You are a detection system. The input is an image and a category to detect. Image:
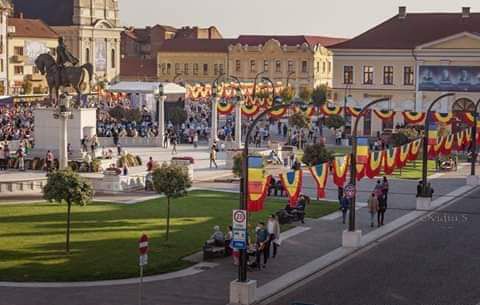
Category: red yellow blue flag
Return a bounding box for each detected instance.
[309,163,329,199]
[247,156,271,212]
[280,170,303,207]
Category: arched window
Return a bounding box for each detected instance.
[111,49,116,69]
[85,48,90,63]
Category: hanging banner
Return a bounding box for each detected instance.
[280,170,303,207]
[429,136,444,159]
[441,134,455,156]
[408,139,422,161]
[241,103,260,117]
[247,156,270,212]
[217,101,235,115]
[384,147,397,175]
[320,104,342,116]
[465,128,472,147]
[346,107,362,118]
[332,155,350,187]
[294,105,316,117]
[455,131,466,151]
[95,38,107,72]
[269,107,287,119]
[309,163,329,199]
[356,137,369,164]
[374,110,395,121]
[403,112,426,125]
[428,124,438,145]
[396,143,410,168]
[366,150,384,179]
[463,113,475,126]
[418,65,480,92]
[356,163,366,181]
[433,112,453,125]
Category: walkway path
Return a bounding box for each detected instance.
[0,164,476,305]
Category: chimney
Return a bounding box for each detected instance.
[462,7,470,18]
[398,6,407,19]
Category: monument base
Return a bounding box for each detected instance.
[466,175,480,186]
[342,230,362,248]
[416,196,432,210]
[229,280,257,305]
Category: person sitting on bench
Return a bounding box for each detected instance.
[206,225,225,247]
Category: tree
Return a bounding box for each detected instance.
[279,87,295,103]
[324,114,346,130]
[311,85,328,107]
[288,112,311,130]
[302,143,334,166]
[168,107,188,128]
[299,87,312,102]
[43,169,93,254]
[152,163,192,241]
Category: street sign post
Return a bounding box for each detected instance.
[138,234,149,305]
[232,209,247,250]
[345,183,356,200]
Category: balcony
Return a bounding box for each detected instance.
[26,73,44,82]
[11,55,26,63]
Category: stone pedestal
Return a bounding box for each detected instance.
[32,108,96,160]
[416,196,432,210]
[466,175,480,186]
[229,280,257,305]
[157,96,166,148]
[342,230,362,248]
[234,103,242,149]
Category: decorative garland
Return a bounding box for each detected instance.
[217,101,235,115]
[366,150,384,179]
[280,170,303,207]
[433,112,453,125]
[241,103,260,117]
[403,112,426,124]
[346,107,362,118]
[320,104,342,116]
[374,110,395,121]
[309,163,329,199]
[384,147,397,175]
[408,139,422,161]
[269,107,287,119]
[332,155,350,187]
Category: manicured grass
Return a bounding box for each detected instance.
[389,160,437,180]
[0,191,337,282]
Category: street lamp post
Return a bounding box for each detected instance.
[469,98,480,182]
[154,84,165,147]
[348,97,390,232]
[420,93,455,196]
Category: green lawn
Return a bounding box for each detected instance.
[389,160,437,180]
[0,191,337,282]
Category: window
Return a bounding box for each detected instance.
[316,62,320,73]
[288,60,295,73]
[184,63,189,75]
[85,48,90,63]
[275,60,281,73]
[235,60,241,72]
[203,64,208,75]
[301,61,308,73]
[111,49,116,68]
[14,65,23,75]
[383,66,394,85]
[363,66,374,84]
[175,63,180,74]
[219,64,224,75]
[14,46,23,56]
[0,59,4,73]
[343,66,353,84]
[404,66,414,85]
[166,63,171,74]
[250,60,256,73]
[363,110,372,136]
[193,63,199,75]
[263,60,269,72]
[328,61,331,73]
[322,62,326,73]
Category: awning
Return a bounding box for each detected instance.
[106,81,186,95]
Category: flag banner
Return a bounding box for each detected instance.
[247,156,270,212]
[441,134,455,156]
[373,110,395,121]
[465,128,472,147]
[280,170,303,207]
[396,143,410,168]
[346,107,363,118]
[433,112,453,125]
[309,163,329,199]
[455,130,466,151]
[320,104,342,116]
[403,111,426,125]
[428,124,438,145]
[463,113,475,126]
[332,155,350,187]
[269,107,287,119]
[408,139,422,161]
[356,163,366,181]
[217,101,235,115]
[429,136,443,159]
[384,147,398,175]
[356,137,369,164]
[241,103,260,117]
[366,150,384,178]
[294,105,316,117]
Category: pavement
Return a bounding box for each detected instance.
[0,162,477,305]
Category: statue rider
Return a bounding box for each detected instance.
[56,37,79,85]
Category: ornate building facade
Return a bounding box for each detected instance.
[0,0,11,94]
[12,0,122,84]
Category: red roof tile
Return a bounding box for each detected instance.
[8,17,58,39]
[331,13,480,49]
[159,39,236,53]
[236,35,347,47]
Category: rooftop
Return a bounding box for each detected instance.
[8,17,59,39]
[159,39,236,53]
[236,35,347,47]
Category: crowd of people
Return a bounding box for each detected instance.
[0,104,34,143]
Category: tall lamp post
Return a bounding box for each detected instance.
[348,97,390,233]
[468,98,480,184]
[154,84,165,148]
[420,93,455,196]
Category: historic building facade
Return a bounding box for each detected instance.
[7,17,58,95]
[12,0,122,84]
[330,7,480,135]
[0,0,10,95]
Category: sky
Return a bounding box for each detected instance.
[119,0,480,39]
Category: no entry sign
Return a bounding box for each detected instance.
[345,184,356,199]
[139,234,149,255]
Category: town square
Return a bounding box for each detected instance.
[1,1,480,305]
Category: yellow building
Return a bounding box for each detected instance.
[7,17,59,95]
[228,35,345,91]
[157,39,234,84]
[330,7,480,135]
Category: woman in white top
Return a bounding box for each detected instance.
[267,214,281,258]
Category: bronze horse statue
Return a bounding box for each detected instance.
[34,53,93,105]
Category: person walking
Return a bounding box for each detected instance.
[340,195,350,225]
[16,145,25,171]
[192,132,198,149]
[367,193,379,227]
[209,145,218,168]
[267,215,281,259]
[377,192,387,226]
[171,134,177,155]
[45,150,54,172]
[255,222,269,269]
[382,176,389,204]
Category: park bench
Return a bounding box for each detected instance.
[202,245,226,260]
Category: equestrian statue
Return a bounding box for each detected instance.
[35,37,93,106]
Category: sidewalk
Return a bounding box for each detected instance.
[0,165,475,305]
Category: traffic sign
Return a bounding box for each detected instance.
[139,234,149,255]
[232,210,247,249]
[345,184,356,199]
[232,210,247,230]
[139,254,148,266]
